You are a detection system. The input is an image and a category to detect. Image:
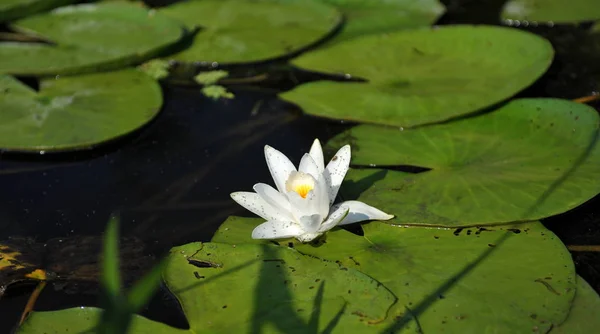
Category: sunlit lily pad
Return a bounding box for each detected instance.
[501,0,600,24]
[316,0,445,42]
[327,98,600,226]
[0,69,163,152]
[551,275,600,333]
[0,0,76,23]
[213,217,577,333]
[280,25,553,127]
[18,242,403,333]
[0,2,183,76]
[159,0,341,64]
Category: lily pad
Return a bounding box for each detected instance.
[501,0,600,24]
[0,240,44,297]
[18,242,402,333]
[314,0,445,42]
[0,2,183,76]
[551,275,600,333]
[159,0,341,64]
[0,69,163,152]
[0,0,76,23]
[280,25,553,128]
[327,98,600,226]
[213,216,578,333]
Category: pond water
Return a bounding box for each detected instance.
[0,0,599,332]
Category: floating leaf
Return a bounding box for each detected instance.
[0,2,183,76]
[213,217,577,333]
[551,275,600,333]
[280,25,553,127]
[501,0,600,24]
[0,0,76,23]
[327,98,600,226]
[159,0,341,64]
[0,240,44,297]
[0,69,162,152]
[18,242,403,333]
[316,0,445,42]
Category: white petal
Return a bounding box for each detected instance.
[253,183,292,217]
[252,221,304,240]
[315,175,330,219]
[299,214,322,233]
[296,232,323,243]
[317,205,350,233]
[333,200,394,226]
[309,139,325,173]
[287,190,321,222]
[324,145,351,205]
[298,154,320,179]
[264,145,297,193]
[230,192,290,222]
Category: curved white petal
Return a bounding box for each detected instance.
[287,190,321,222]
[296,232,323,243]
[333,200,394,226]
[309,139,325,173]
[230,192,290,222]
[318,205,350,233]
[315,175,330,219]
[264,145,297,193]
[252,221,304,240]
[324,145,351,205]
[299,214,322,233]
[298,154,320,179]
[253,183,292,218]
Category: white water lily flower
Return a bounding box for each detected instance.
[230,139,394,242]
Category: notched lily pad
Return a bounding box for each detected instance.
[214,216,577,333]
[501,0,600,24]
[0,69,163,152]
[329,98,600,226]
[280,25,553,127]
[0,2,183,76]
[159,0,341,64]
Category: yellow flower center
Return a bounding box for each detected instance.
[285,172,315,199]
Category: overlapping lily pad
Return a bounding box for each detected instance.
[0,2,183,76]
[0,0,76,23]
[551,275,600,333]
[327,98,600,226]
[0,69,163,152]
[159,0,341,64]
[18,242,403,333]
[314,0,445,42]
[280,25,553,128]
[501,0,600,24]
[213,216,578,333]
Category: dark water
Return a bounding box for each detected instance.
[0,0,599,332]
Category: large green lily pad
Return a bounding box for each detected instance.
[280,25,553,128]
[327,98,600,226]
[501,0,600,24]
[551,275,600,333]
[314,0,445,42]
[18,242,402,333]
[0,0,76,23]
[0,69,163,152]
[0,2,183,76]
[213,217,577,333]
[159,0,341,64]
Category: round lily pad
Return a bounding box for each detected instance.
[501,0,600,24]
[0,69,163,152]
[328,98,600,226]
[0,2,183,76]
[315,0,445,42]
[213,217,577,333]
[159,0,341,64]
[0,0,76,23]
[280,25,553,128]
